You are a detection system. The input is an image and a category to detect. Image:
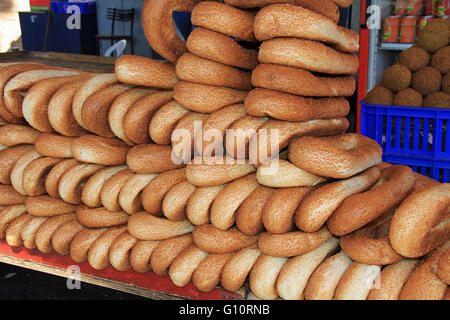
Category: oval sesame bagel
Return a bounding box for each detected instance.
[127,143,185,174]
[72,135,130,165]
[149,100,190,145]
[0,124,40,147]
[44,159,80,199]
[254,4,359,53]
[259,38,359,75]
[76,206,129,228]
[252,64,356,97]
[0,144,34,184]
[0,185,26,206]
[22,157,62,196]
[34,133,75,158]
[25,196,76,217]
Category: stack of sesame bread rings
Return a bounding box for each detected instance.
[0,0,448,300]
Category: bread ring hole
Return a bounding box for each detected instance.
[172,11,192,42]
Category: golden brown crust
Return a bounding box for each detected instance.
[22,157,62,196]
[169,244,209,287]
[130,240,161,273]
[162,181,196,221]
[249,254,288,300]
[87,226,127,270]
[118,173,158,214]
[127,143,185,174]
[10,149,41,195]
[0,205,27,238]
[35,213,76,253]
[191,2,256,42]
[186,27,258,70]
[192,253,233,292]
[20,215,49,249]
[254,4,359,52]
[437,248,450,284]
[100,169,134,212]
[171,112,207,163]
[69,227,108,263]
[44,159,80,198]
[173,81,248,114]
[25,196,76,217]
[149,101,190,145]
[150,233,193,276]
[34,133,75,158]
[0,185,27,206]
[186,185,225,226]
[252,64,356,97]
[176,53,252,90]
[51,219,84,255]
[0,144,34,184]
[245,88,350,122]
[72,135,130,165]
[76,206,129,228]
[333,262,382,300]
[5,213,32,247]
[109,231,138,271]
[0,124,40,146]
[141,0,201,64]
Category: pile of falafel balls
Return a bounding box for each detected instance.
[366,19,450,109]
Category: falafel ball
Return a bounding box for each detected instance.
[382,64,412,92]
[443,72,450,94]
[393,88,423,107]
[399,47,431,72]
[417,19,450,53]
[412,66,442,95]
[366,86,394,105]
[431,46,450,74]
[423,91,450,109]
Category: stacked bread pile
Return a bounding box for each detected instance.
[366,18,449,109]
[0,0,448,300]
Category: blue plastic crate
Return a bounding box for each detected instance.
[360,100,450,183]
[51,1,96,14]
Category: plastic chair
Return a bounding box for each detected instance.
[96,8,135,55]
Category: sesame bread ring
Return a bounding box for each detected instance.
[288,133,383,179]
[256,160,327,188]
[221,244,262,292]
[185,157,256,187]
[69,227,108,263]
[108,88,157,146]
[115,55,178,88]
[295,166,381,233]
[122,91,173,144]
[4,69,81,118]
[254,4,359,53]
[193,224,259,254]
[224,0,340,23]
[34,133,75,158]
[25,196,76,217]
[250,118,350,166]
[0,185,26,206]
[72,135,130,165]
[127,143,185,174]
[72,73,118,129]
[100,169,134,212]
[130,240,161,273]
[245,88,350,122]
[249,254,288,300]
[35,213,77,253]
[171,112,208,163]
[327,165,416,236]
[173,81,248,114]
[5,213,32,247]
[10,149,41,195]
[169,244,209,287]
[236,186,275,236]
[276,237,339,300]
[332,0,354,7]
[44,159,80,198]
[252,64,357,97]
[141,168,186,215]
[437,248,450,284]
[175,53,252,90]
[333,262,382,300]
[58,163,104,204]
[141,0,201,64]
[0,145,34,184]
[76,206,129,228]
[191,1,256,42]
[259,38,359,75]
[210,173,260,230]
[186,185,226,226]
[20,216,49,249]
[51,219,84,255]
[192,253,234,292]
[47,81,89,137]
[399,241,450,300]
[118,173,158,214]
[81,84,132,137]
[195,104,247,157]
[127,212,194,241]
[413,172,441,192]
[162,181,196,221]
[87,226,127,270]
[225,115,269,160]
[366,259,420,300]
[109,231,138,271]
[0,124,40,146]
[22,74,91,132]
[0,63,55,123]
[0,205,27,237]
[390,183,450,258]
[186,27,258,70]
[149,101,190,145]
[262,187,313,234]
[81,165,128,208]
[22,157,62,196]
[150,233,193,276]
[258,227,332,258]
[303,251,353,300]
